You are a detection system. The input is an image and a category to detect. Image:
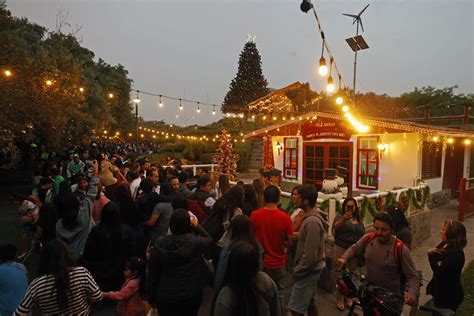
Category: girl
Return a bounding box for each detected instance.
[103,257,146,316]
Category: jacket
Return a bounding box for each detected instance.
[293,209,328,278]
[147,225,212,304]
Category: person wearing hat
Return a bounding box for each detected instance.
[67,154,85,183]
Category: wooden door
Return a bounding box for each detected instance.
[303,142,352,192]
[443,144,465,198]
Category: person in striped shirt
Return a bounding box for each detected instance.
[14,240,102,315]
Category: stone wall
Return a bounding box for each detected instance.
[428,189,451,209]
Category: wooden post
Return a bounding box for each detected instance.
[424,107,431,125]
[459,177,467,221]
[463,104,469,126]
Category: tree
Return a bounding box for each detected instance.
[222,38,269,115]
[212,129,239,178]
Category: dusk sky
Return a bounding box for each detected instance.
[7,0,473,126]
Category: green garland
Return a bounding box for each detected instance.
[359,187,429,220]
[320,198,342,215]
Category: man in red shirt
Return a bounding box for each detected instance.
[250,185,294,308]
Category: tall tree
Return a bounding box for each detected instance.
[222,38,269,115]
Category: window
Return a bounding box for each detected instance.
[284,138,298,179]
[422,141,442,179]
[357,136,379,189]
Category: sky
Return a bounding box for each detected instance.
[6,0,474,126]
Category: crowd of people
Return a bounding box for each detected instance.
[0,144,469,316]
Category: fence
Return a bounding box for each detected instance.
[458,177,474,221]
[181,164,217,176]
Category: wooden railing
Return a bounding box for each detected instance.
[458,177,474,221]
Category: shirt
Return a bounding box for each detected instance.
[251,208,293,269]
[14,266,102,315]
[0,262,28,316]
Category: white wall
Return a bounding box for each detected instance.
[350,133,425,192]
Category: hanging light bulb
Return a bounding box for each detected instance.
[179,99,183,111]
[318,35,328,76]
[318,57,328,76]
[212,105,216,115]
[336,97,343,105]
[196,102,201,113]
[326,76,335,93]
[133,91,141,104]
[342,105,350,112]
[159,95,163,107]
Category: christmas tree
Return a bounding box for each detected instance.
[222,36,269,115]
[212,129,240,179]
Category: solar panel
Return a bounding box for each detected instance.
[345,37,360,52]
[354,35,369,49]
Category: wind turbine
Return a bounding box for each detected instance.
[343,4,369,36]
[343,4,370,109]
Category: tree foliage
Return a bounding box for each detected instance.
[222,39,269,115]
[0,4,134,158]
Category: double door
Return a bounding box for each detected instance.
[303,142,352,192]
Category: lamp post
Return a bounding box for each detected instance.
[133,91,141,143]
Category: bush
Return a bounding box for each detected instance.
[199,153,215,164]
[183,147,195,161]
[233,141,252,172]
[174,142,187,153]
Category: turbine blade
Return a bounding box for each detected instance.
[360,19,365,32]
[343,13,358,18]
[359,4,370,16]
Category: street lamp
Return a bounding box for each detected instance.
[133,91,141,143]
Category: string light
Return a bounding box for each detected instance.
[159,95,163,107]
[79,87,84,93]
[196,102,201,113]
[108,93,114,99]
[464,139,471,145]
[318,33,328,76]
[4,69,12,77]
[336,97,343,105]
[212,105,216,115]
[179,99,183,111]
[45,80,53,86]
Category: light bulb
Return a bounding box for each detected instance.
[318,57,328,76]
[46,80,53,86]
[159,96,163,107]
[326,76,335,93]
[336,97,343,105]
[4,70,12,77]
[342,105,349,112]
[464,139,472,145]
[108,93,114,99]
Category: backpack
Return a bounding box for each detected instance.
[358,232,404,271]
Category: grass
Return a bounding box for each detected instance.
[419,260,474,316]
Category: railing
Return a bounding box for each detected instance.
[458,177,474,221]
[181,164,218,176]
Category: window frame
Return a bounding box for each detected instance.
[356,136,379,190]
[421,141,442,179]
[283,137,298,179]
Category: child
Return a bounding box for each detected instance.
[9,193,40,236]
[102,257,146,316]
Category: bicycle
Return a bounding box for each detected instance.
[336,269,455,316]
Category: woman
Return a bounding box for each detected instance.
[216,174,231,199]
[82,202,134,291]
[14,240,102,315]
[147,209,212,316]
[241,184,259,216]
[97,153,118,201]
[204,185,244,243]
[333,197,365,311]
[386,203,412,249]
[214,215,264,292]
[427,220,467,313]
[32,202,58,246]
[285,186,302,214]
[213,241,280,316]
[252,178,265,209]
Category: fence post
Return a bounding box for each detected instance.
[327,199,336,238]
[211,164,215,172]
[193,165,197,176]
[459,177,467,221]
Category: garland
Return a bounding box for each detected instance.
[320,198,342,215]
[359,187,428,220]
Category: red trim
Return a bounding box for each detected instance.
[356,136,379,190]
[283,137,298,179]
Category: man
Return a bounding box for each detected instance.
[250,185,294,309]
[288,185,328,316]
[0,244,28,316]
[337,213,420,315]
[177,171,192,198]
[148,169,161,194]
[189,176,215,208]
[67,154,85,182]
